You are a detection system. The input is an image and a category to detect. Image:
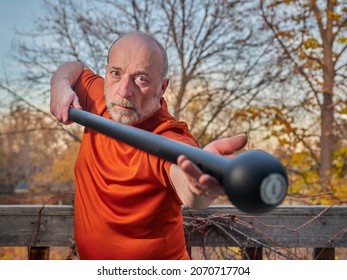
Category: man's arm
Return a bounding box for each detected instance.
[170,134,248,209]
[50,61,89,124]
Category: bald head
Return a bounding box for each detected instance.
[107,32,168,78]
[104,31,170,125]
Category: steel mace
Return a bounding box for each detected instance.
[68,108,288,213]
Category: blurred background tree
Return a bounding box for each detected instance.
[257,0,347,200]
[2,0,281,143]
[0,0,346,206]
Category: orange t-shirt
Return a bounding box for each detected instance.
[72,70,199,259]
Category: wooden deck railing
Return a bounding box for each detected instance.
[0,205,346,260]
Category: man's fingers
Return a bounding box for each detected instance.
[176,133,248,200]
[62,96,82,124]
[177,155,203,180]
[177,155,206,195]
[199,174,224,197]
[205,134,248,156]
[72,95,82,110]
[177,155,224,197]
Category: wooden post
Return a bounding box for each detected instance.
[186,246,192,259]
[314,248,335,260]
[242,247,263,260]
[28,247,50,260]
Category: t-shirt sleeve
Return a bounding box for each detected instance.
[153,123,200,203]
[73,69,106,115]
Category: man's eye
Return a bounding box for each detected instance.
[112,71,120,77]
[137,75,147,83]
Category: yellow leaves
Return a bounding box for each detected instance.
[232,103,346,206]
[327,10,341,22]
[290,152,309,166]
[287,147,347,205]
[302,38,320,50]
[31,141,80,190]
[50,142,80,184]
[337,36,347,44]
[233,107,262,122]
[0,247,27,260]
[331,179,347,201]
[283,0,295,4]
[277,30,296,39]
[278,138,290,146]
[333,147,347,178]
[340,106,347,115]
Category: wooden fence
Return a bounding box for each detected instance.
[0,205,346,260]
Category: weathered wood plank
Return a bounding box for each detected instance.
[0,205,346,248]
[183,206,347,248]
[0,205,74,247]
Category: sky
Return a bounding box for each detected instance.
[0,0,44,76]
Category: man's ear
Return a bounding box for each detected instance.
[160,78,170,97]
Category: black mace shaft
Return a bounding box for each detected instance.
[68,108,228,181]
[68,108,288,213]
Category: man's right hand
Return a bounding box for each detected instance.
[50,79,82,124]
[49,62,86,124]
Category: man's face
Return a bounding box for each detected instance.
[104,35,168,125]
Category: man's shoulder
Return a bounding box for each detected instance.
[153,114,199,147]
[136,99,199,147]
[73,69,106,115]
[79,69,104,82]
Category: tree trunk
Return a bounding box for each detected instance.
[320,90,334,186]
[318,1,335,188]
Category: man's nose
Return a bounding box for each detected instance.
[118,76,134,98]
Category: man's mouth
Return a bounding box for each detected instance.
[114,104,134,111]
